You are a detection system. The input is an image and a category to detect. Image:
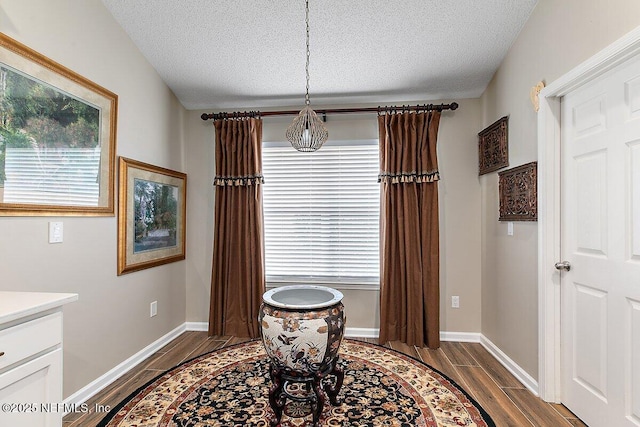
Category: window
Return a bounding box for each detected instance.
[262,140,380,288]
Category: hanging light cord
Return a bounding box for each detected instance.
[304,0,311,106]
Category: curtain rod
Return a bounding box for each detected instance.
[200,102,458,121]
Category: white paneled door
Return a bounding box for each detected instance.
[561,52,640,427]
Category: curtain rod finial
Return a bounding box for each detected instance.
[450,102,459,110]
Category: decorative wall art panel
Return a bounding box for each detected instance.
[498,161,537,221]
[478,116,509,175]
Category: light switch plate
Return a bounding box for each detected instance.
[49,222,63,243]
[507,222,514,236]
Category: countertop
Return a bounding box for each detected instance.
[0,291,78,325]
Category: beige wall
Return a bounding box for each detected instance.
[480,0,640,379]
[185,98,483,334]
[0,0,187,397]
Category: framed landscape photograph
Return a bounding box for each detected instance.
[0,33,117,216]
[118,157,187,275]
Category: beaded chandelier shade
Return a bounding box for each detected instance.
[286,0,328,152]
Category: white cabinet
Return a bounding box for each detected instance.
[0,349,62,426]
[0,292,77,427]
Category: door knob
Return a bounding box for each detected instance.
[554,261,571,271]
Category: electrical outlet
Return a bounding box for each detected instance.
[452,296,460,308]
[150,301,158,317]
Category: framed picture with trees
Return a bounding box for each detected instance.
[117,157,187,275]
[0,33,117,216]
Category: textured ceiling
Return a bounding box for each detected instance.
[101,0,538,110]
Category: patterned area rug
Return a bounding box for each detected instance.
[98,339,495,426]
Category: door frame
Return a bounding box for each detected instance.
[537,25,640,402]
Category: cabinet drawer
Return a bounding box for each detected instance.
[0,312,62,371]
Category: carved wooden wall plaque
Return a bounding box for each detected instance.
[478,116,509,175]
[498,161,537,221]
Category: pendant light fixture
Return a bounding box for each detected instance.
[285,0,328,152]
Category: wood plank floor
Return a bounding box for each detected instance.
[63,332,588,426]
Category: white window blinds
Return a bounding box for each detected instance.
[262,140,380,287]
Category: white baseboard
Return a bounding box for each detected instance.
[344,327,379,338]
[62,323,186,413]
[440,331,481,342]
[186,323,382,339]
[185,321,208,331]
[480,334,539,396]
[343,329,483,342]
[186,323,383,340]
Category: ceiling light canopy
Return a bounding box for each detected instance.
[285,0,328,152]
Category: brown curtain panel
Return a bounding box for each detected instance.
[378,110,441,349]
[209,117,265,338]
